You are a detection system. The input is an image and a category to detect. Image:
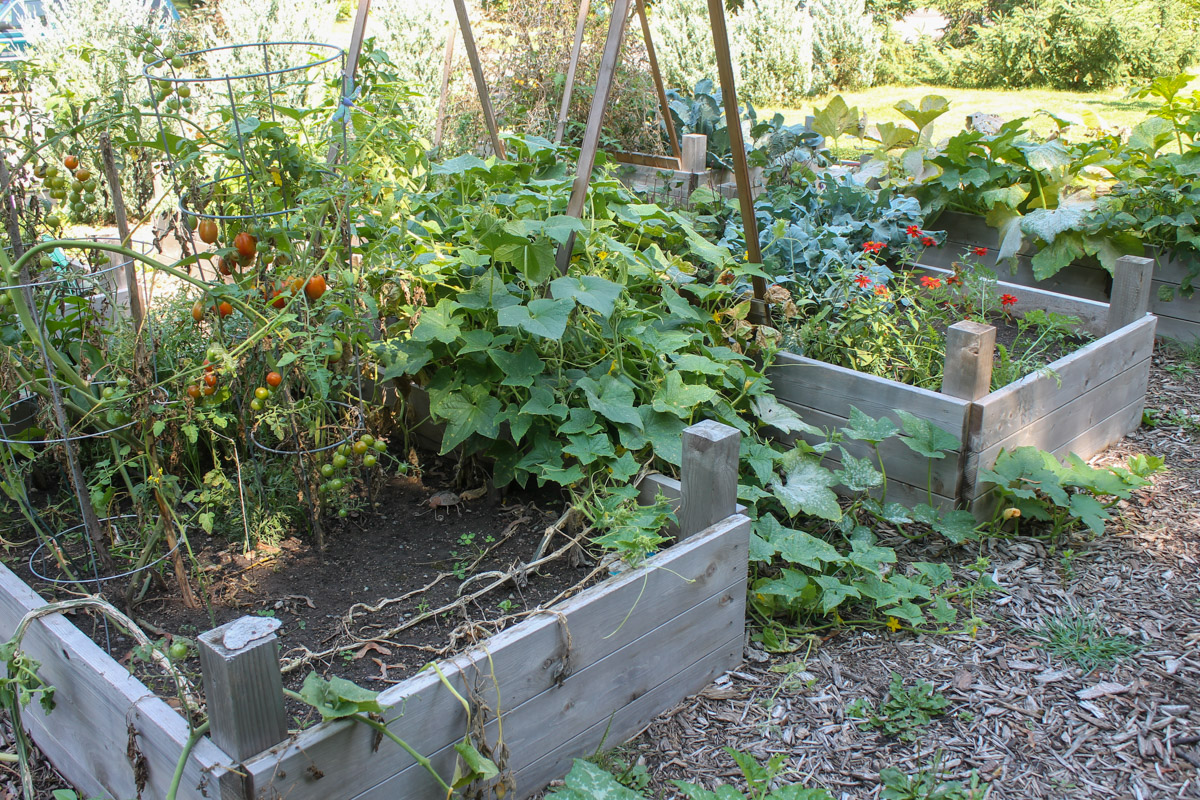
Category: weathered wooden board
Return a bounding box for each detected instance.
[774,399,963,502]
[0,564,237,800]
[245,515,750,800]
[768,352,971,437]
[350,588,746,800]
[967,396,1147,515]
[972,315,1156,449]
[963,356,1152,500]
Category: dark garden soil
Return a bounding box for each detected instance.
[2,458,600,726]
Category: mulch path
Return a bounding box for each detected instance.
[6,349,1200,799]
[607,347,1200,799]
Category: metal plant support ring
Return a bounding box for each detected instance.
[248,400,364,456]
[29,515,182,587]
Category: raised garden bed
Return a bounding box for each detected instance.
[923,209,1199,344]
[0,422,749,800]
[608,135,766,206]
[767,256,1157,514]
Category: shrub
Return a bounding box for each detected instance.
[959,0,1198,90]
[811,0,883,92]
[874,28,961,87]
[364,0,452,133]
[733,0,817,105]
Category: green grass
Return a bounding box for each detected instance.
[760,74,1200,144]
[1028,610,1139,674]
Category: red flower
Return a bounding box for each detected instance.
[972,246,988,257]
[946,273,963,286]
[874,285,890,297]
[921,236,937,247]
[862,241,886,254]
[1001,293,1018,307]
[854,273,873,288]
[906,225,922,238]
[919,275,943,289]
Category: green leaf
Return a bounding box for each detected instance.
[912,561,954,587]
[813,575,860,614]
[550,275,623,317]
[834,448,883,493]
[520,386,567,419]
[545,760,646,800]
[751,394,822,437]
[895,410,960,459]
[495,239,557,285]
[756,568,811,602]
[457,268,519,310]
[433,386,502,453]
[540,215,587,245]
[411,300,464,344]
[812,94,859,141]
[771,456,842,521]
[759,516,847,569]
[564,432,616,465]
[840,406,899,444]
[578,376,643,428]
[452,741,500,788]
[930,595,957,625]
[933,510,979,543]
[152,420,166,436]
[181,423,198,444]
[894,95,949,134]
[652,372,717,418]
[1068,493,1109,534]
[497,298,573,340]
[432,154,488,175]
[639,407,686,464]
[299,672,383,719]
[848,539,897,576]
[490,346,545,388]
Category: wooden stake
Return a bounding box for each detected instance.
[635,0,681,164]
[432,19,458,150]
[325,0,373,165]
[941,320,996,402]
[198,616,288,761]
[681,133,707,173]
[451,0,507,159]
[555,0,592,145]
[1106,254,1155,335]
[679,420,740,539]
[556,0,634,273]
[97,133,145,329]
[706,0,768,322]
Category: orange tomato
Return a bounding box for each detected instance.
[266,371,282,388]
[217,301,233,317]
[304,275,327,301]
[63,154,79,170]
[198,220,218,244]
[234,232,257,259]
[191,301,204,322]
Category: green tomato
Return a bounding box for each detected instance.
[332,453,348,469]
[359,433,375,447]
[83,193,97,205]
[337,443,350,456]
[171,55,184,68]
[101,386,115,399]
[162,46,176,58]
[352,440,368,456]
[330,478,345,491]
[362,454,377,468]
[373,440,387,452]
[142,53,155,64]
[176,85,191,98]
[168,641,188,661]
[70,179,83,192]
[45,215,60,227]
[320,463,335,478]
[83,179,97,192]
[254,386,269,400]
[206,346,220,361]
[39,256,53,269]
[152,36,162,46]
[338,508,348,518]
[116,376,130,388]
[0,294,10,307]
[249,398,264,412]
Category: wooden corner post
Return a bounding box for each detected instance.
[198,616,288,762]
[679,420,740,539]
[1106,255,1155,335]
[941,320,996,402]
[681,133,707,174]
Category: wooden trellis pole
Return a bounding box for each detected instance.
[554,0,592,145]
[451,0,507,159]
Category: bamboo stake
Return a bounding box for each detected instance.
[451,0,507,159]
[554,0,592,145]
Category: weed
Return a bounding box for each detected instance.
[849,673,949,741]
[880,753,983,800]
[497,599,515,614]
[1028,609,1139,673]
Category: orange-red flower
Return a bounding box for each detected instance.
[919,275,943,289]
[862,241,886,254]
[854,273,872,288]
[973,246,988,257]
[1001,293,1018,307]
[921,236,937,247]
[906,224,922,237]
[874,285,890,297]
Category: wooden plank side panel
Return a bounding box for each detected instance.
[768,352,970,435]
[0,565,237,800]
[964,358,1151,501]
[351,585,746,800]
[774,400,963,500]
[247,516,750,800]
[1152,309,1200,344]
[973,315,1156,450]
[967,397,1146,513]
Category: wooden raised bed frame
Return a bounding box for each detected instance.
[768,255,1157,513]
[0,422,750,800]
[924,209,1199,343]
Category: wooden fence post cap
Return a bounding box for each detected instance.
[947,320,996,337]
[199,615,282,656]
[1115,254,1155,269]
[682,419,740,445]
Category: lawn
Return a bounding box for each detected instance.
[760,75,1200,142]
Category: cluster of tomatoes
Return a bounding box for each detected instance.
[248,370,283,412]
[320,433,386,515]
[97,375,133,427]
[185,358,224,401]
[133,26,184,68]
[34,154,99,226]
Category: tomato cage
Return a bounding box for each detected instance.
[141,41,349,282]
[0,237,184,625]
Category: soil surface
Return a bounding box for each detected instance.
[3,459,597,726]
